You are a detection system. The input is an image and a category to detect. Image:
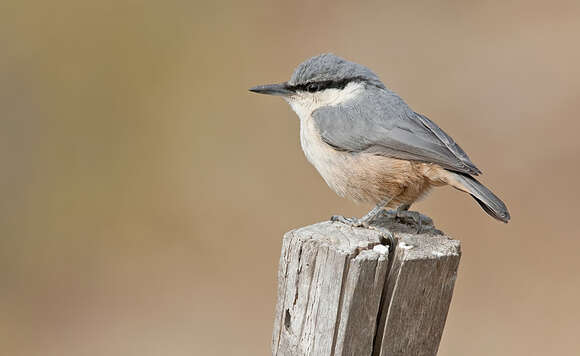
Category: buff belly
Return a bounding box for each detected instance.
[300,115,442,208]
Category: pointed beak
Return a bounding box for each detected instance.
[249,82,294,96]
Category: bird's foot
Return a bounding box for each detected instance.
[395,209,423,234]
[330,215,369,228]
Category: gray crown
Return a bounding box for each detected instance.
[288,53,385,88]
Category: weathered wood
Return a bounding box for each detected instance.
[272,211,461,356]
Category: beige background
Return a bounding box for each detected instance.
[1,1,579,355]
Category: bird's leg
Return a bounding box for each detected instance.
[395,204,423,233]
[331,197,393,228]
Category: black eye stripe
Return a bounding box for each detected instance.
[289,78,361,93]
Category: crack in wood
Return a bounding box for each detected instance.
[272,211,460,356]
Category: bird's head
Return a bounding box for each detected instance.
[250,54,386,114]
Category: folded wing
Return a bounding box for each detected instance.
[312,88,481,176]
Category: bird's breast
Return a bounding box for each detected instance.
[297,114,433,206]
[299,114,353,198]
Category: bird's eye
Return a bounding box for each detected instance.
[306,83,319,92]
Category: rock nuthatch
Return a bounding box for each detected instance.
[250,54,510,228]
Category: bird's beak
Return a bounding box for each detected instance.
[249,82,294,96]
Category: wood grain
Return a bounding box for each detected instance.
[272,211,461,356]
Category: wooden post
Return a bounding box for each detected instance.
[272,211,461,356]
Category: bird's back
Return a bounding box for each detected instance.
[312,86,481,176]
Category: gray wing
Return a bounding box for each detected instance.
[312,89,481,175]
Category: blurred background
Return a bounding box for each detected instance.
[1,1,579,355]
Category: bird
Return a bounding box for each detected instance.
[249,53,510,229]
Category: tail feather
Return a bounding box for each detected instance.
[447,171,510,223]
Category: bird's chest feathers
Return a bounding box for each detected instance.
[297,114,352,195]
[299,116,334,168]
[288,97,339,171]
[287,99,338,165]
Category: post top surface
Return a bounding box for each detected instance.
[286,210,460,259]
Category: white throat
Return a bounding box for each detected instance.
[285,81,364,121]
